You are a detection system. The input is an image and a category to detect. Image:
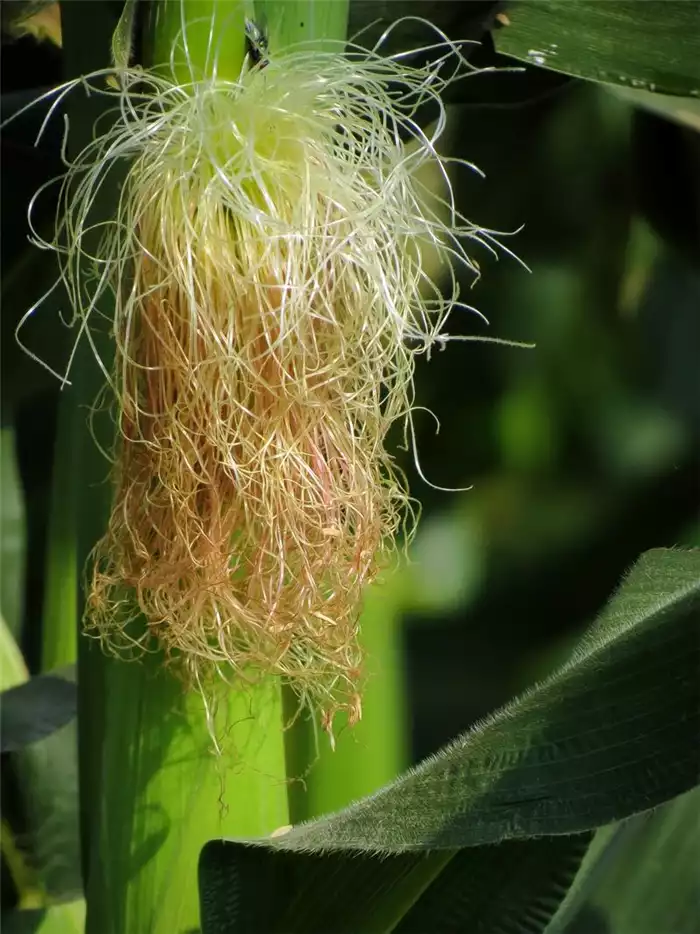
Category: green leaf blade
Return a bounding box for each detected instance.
[270,548,699,851]
[0,427,27,639]
[199,548,700,933]
[396,835,591,934]
[0,673,76,752]
[497,1,700,96]
[550,788,700,934]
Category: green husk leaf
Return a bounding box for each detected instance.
[111,0,137,73]
[256,0,348,51]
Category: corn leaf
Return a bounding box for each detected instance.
[201,833,592,934]
[496,1,700,96]
[613,86,700,133]
[0,427,27,638]
[548,786,700,934]
[395,835,592,934]
[0,612,27,690]
[1,903,85,934]
[0,672,75,751]
[0,622,82,906]
[199,547,700,931]
[257,547,700,850]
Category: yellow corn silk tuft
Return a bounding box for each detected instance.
[39,36,496,728]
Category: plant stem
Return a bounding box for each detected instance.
[256,0,349,52]
[41,392,79,671]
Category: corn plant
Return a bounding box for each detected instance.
[1,2,699,933]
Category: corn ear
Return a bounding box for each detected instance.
[56,3,307,931]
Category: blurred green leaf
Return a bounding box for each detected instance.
[497,1,700,95]
[347,1,507,61]
[589,788,700,934]
[497,379,558,475]
[14,719,83,903]
[9,663,82,902]
[406,510,485,614]
[0,612,27,691]
[637,253,700,428]
[0,620,82,906]
[549,787,700,934]
[0,671,76,752]
[1,902,85,934]
[9,310,84,910]
[614,86,700,132]
[199,548,700,930]
[1,428,27,637]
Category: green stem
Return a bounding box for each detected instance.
[149,0,248,83]
[256,0,349,52]
[41,391,79,671]
[0,427,27,639]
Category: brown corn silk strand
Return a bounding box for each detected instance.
[87,158,408,723]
